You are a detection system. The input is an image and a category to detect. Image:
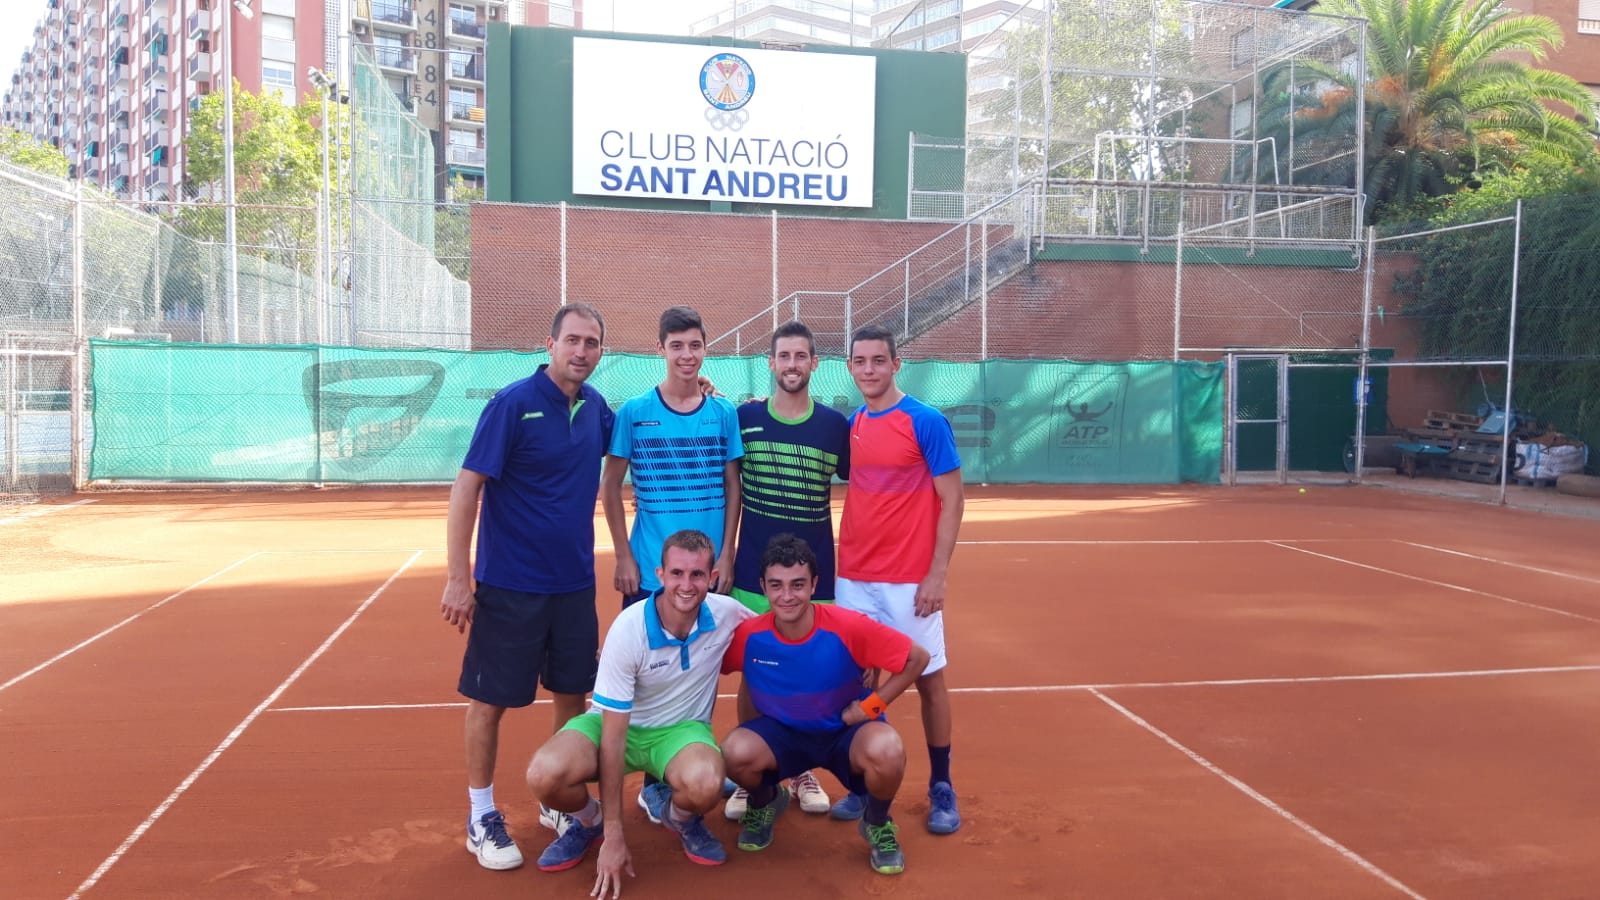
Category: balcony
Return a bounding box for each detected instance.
[449,103,485,126]
[144,21,168,48]
[448,18,486,41]
[143,127,169,154]
[142,57,170,82]
[373,47,416,72]
[188,53,212,81]
[142,91,168,121]
[371,2,416,30]
[448,51,483,83]
[187,9,209,38]
[446,144,485,169]
[144,0,169,16]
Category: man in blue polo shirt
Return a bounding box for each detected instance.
[440,302,614,872]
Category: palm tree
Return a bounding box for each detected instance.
[1260,0,1597,217]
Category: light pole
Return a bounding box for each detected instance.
[222,0,254,343]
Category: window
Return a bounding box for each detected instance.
[449,3,475,29]
[447,128,475,147]
[1231,98,1253,137]
[449,86,475,118]
[1580,0,1600,34]
[261,13,294,63]
[1231,27,1254,69]
[262,61,294,101]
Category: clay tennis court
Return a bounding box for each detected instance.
[4,484,1599,899]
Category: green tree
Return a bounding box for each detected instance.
[0,127,70,178]
[1261,0,1597,219]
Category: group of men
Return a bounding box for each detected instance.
[439,302,965,893]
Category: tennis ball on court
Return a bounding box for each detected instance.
[1298,488,1307,494]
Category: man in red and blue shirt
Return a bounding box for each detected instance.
[720,534,930,875]
[833,323,966,834]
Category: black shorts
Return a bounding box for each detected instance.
[458,584,598,708]
[738,716,874,796]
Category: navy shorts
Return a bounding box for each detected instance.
[621,588,651,610]
[458,584,598,708]
[738,716,874,796]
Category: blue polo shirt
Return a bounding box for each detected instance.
[462,365,615,594]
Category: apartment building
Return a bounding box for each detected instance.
[1,0,333,202]
[351,0,581,192]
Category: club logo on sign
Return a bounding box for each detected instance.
[700,53,755,111]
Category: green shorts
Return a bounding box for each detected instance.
[561,713,718,780]
[730,587,833,614]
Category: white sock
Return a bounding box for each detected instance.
[668,801,694,824]
[469,785,496,822]
[575,796,602,827]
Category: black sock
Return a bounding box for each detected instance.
[748,783,778,809]
[928,744,951,787]
[643,773,661,788]
[864,795,891,826]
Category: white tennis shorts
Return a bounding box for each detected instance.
[835,577,947,675]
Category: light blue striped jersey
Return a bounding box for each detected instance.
[609,388,744,592]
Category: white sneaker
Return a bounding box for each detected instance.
[723,786,749,821]
[466,809,524,871]
[539,803,573,836]
[791,770,831,815]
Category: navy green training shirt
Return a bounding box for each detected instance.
[733,398,850,605]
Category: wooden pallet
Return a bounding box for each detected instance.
[1423,409,1485,432]
[1513,476,1557,488]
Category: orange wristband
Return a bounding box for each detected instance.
[860,692,888,719]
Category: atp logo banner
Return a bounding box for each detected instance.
[571,37,877,208]
[1051,368,1129,465]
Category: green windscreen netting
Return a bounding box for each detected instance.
[89,342,1223,484]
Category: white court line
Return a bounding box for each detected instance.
[1091,688,1425,898]
[0,552,262,695]
[1397,541,1600,587]
[68,550,424,900]
[1094,685,1420,890]
[1267,541,1600,626]
[267,664,1600,713]
[0,497,97,526]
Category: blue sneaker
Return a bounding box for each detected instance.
[927,781,961,834]
[535,820,604,872]
[830,791,866,821]
[638,782,673,825]
[663,812,726,865]
[859,817,906,874]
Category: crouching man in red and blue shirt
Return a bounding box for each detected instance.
[720,533,931,875]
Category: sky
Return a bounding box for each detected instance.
[0,0,739,93]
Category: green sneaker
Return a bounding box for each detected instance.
[736,785,790,851]
[858,818,906,875]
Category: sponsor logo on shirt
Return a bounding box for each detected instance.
[750,657,781,667]
[742,426,764,435]
[647,659,673,671]
[635,420,662,427]
[522,411,544,420]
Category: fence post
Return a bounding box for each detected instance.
[1354,224,1375,482]
[559,201,568,306]
[980,216,989,360]
[70,181,86,490]
[902,259,910,337]
[772,210,779,331]
[845,293,854,345]
[1171,196,1183,361]
[1498,201,1523,506]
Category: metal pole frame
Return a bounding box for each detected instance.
[1354,224,1375,482]
[223,2,240,343]
[559,201,568,306]
[1498,201,1523,506]
[771,210,779,331]
[1171,194,1183,361]
[980,215,989,360]
[71,181,86,490]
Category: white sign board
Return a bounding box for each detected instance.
[571,37,877,208]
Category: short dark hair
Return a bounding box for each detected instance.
[658,306,706,344]
[849,324,897,360]
[661,529,715,566]
[550,302,605,343]
[770,320,815,357]
[760,533,818,580]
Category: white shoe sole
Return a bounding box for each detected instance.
[466,835,524,870]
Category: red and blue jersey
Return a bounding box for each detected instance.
[837,395,960,584]
[721,604,912,732]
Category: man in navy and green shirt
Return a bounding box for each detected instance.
[441,302,614,872]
